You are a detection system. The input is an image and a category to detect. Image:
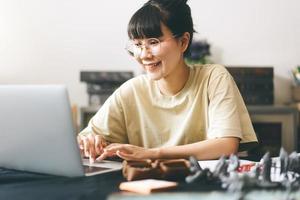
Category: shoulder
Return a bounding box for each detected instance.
[190,64,231,85]
[193,64,229,77]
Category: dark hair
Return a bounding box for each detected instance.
[127,0,195,56]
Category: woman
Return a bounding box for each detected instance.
[78,0,258,162]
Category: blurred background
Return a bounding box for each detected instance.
[1,0,300,157]
[1,0,299,107]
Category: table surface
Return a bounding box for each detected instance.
[1,167,299,200]
[0,167,124,200]
[0,166,228,200]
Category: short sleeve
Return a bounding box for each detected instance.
[207,67,243,140]
[78,89,128,144]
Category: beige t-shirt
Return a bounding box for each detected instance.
[79,64,258,150]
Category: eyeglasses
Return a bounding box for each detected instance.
[125,35,179,58]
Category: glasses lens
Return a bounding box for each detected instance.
[125,41,135,57]
[125,38,161,58]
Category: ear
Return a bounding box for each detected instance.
[180,32,190,53]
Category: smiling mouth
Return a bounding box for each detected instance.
[144,61,161,68]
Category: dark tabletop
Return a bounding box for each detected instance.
[0,167,125,200]
[2,166,296,200]
[0,166,223,200]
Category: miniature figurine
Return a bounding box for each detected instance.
[260,152,271,182]
[186,148,300,196]
[185,156,215,184]
[280,147,289,176]
[213,155,229,177]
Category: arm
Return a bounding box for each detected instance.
[154,137,239,160]
[77,89,128,163]
[97,137,239,161]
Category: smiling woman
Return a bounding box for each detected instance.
[78,0,258,163]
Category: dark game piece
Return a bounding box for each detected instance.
[227,154,240,172]
[213,156,229,177]
[288,152,300,174]
[280,147,289,175]
[186,148,300,195]
[261,152,271,182]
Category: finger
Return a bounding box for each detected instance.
[101,139,109,148]
[104,143,122,149]
[95,135,102,155]
[77,135,84,149]
[83,137,90,157]
[105,144,131,153]
[95,149,118,162]
[95,143,127,161]
[102,148,118,157]
[77,135,85,157]
[116,150,135,160]
[96,149,109,161]
[88,135,96,163]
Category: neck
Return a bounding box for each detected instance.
[158,62,190,96]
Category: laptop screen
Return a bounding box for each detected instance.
[0,85,85,177]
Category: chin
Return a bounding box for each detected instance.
[146,73,162,81]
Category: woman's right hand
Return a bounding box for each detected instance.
[77,134,108,163]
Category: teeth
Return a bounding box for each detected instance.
[151,62,159,67]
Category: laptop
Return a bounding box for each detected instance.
[0,85,122,177]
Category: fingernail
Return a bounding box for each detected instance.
[96,156,103,162]
[89,154,94,164]
[95,157,102,162]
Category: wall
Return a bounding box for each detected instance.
[0,0,300,107]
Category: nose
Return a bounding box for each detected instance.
[139,46,152,59]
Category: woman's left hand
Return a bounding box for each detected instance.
[96,143,158,161]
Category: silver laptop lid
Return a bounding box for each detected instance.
[0,85,84,177]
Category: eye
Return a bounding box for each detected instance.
[148,38,160,46]
[133,41,142,48]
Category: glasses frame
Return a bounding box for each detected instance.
[125,34,181,58]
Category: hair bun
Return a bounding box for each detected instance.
[147,0,188,9]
